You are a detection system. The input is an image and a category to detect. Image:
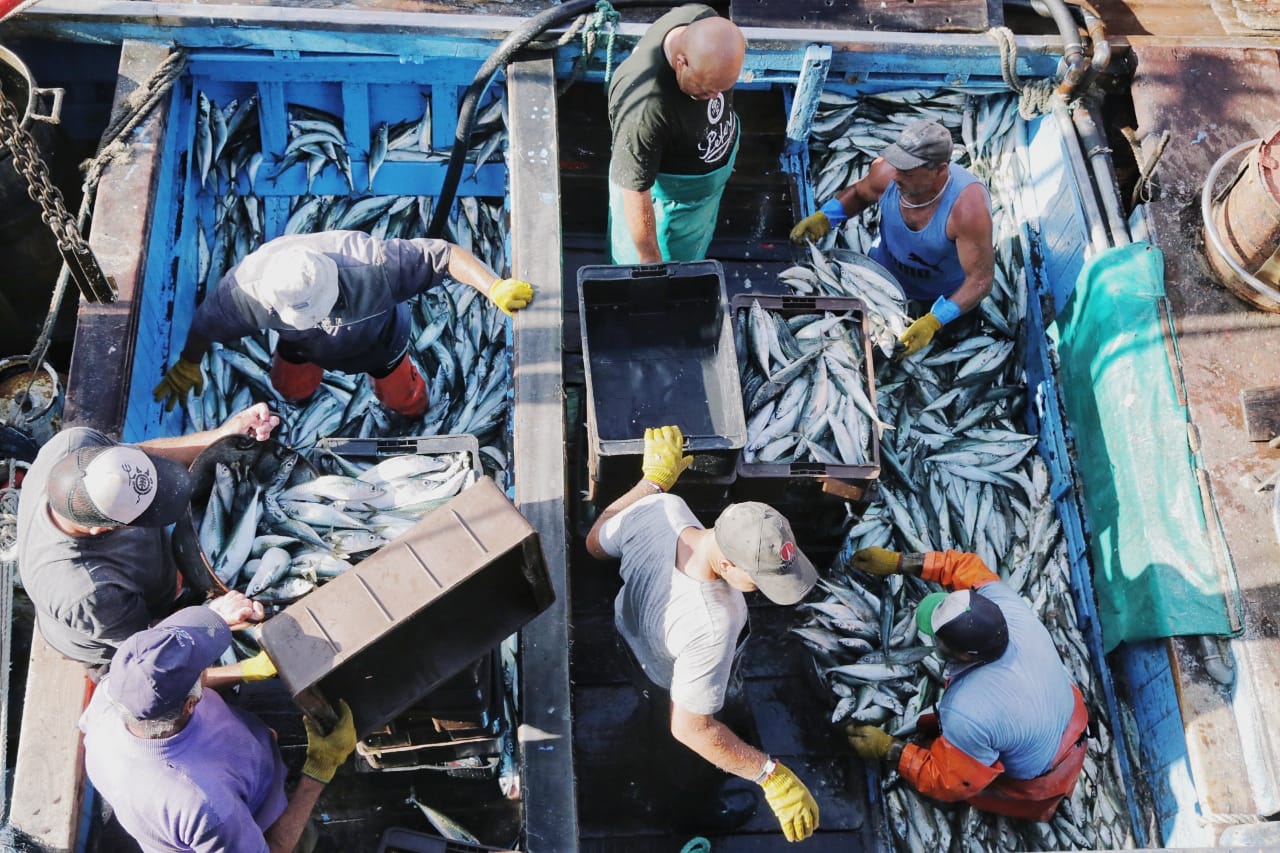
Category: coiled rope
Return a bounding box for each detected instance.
[534,0,623,94]
[987,26,1059,119]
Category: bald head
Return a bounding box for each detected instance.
[669,15,746,99]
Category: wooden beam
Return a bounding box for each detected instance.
[8,40,172,851]
[7,634,87,852]
[2,2,1069,80]
[507,55,577,853]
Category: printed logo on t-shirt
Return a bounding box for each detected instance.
[707,94,725,124]
[698,96,735,165]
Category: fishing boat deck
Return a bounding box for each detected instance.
[8,2,1280,850]
[1050,1,1280,834]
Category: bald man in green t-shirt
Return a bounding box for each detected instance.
[607,5,745,264]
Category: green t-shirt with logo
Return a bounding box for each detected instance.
[607,4,739,191]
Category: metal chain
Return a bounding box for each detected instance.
[0,90,76,251]
[0,86,115,303]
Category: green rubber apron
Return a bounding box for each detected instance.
[608,139,739,265]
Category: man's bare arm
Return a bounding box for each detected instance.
[619,186,664,263]
[944,183,995,313]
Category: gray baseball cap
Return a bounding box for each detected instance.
[713,502,817,605]
[881,119,954,171]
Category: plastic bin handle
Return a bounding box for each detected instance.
[627,263,672,279]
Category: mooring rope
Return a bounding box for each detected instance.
[988,26,1060,119]
[81,47,188,192]
[1198,811,1267,826]
[1122,125,1171,208]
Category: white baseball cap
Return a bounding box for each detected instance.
[48,443,193,528]
[257,246,339,330]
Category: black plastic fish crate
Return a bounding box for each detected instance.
[316,433,482,477]
[578,261,746,498]
[729,294,881,505]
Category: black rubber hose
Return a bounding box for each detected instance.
[428,0,683,238]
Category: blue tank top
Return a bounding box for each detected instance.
[870,164,986,301]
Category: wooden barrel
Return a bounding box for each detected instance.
[1207,128,1280,312]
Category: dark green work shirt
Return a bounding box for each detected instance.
[607,4,739,191]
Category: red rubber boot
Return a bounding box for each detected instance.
[269,352,324,402]
[371,356,428,418]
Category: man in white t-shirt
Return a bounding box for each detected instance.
[586,425,821,842]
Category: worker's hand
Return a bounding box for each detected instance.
[489,278,534,316]
[208,590,265,629]
[152,358,204,412]
[641,425,692,492]
[849,546,901,577]
[760,762,819,842]
[790,211,832,244]
[220,402,281,442]
[846,724,895,761]
[302,700,357,784]
[897,313,943,358]
[240,650,277,682]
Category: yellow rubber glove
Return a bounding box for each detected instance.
[152,358,204,412]
[489,278,534,316]
[789,211,831,243]
[846,724,895,761]
[240,650,277,682]
[898,313,943,357]
[849,546,901,577]
[302,700,357,783]
[641,425,692,492]
[761,762,819,842]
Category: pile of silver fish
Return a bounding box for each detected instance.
[791,90,1135,851]
[736,299,880,466]
[778,243,911,359]
[196,446,478,610]
[183,89,514,487]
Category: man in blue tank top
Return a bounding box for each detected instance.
[791,120,994,357]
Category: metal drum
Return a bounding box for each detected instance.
[0,356,62,446]
[1204,128,1280,312]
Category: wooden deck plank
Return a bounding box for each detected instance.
[7,634,87,852]
[508,54,578,853]
[1129,42,1280,828]
[733,0,995,33]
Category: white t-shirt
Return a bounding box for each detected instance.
[597,494,748,715]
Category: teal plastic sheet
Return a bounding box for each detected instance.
[1054,242,1237,652]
